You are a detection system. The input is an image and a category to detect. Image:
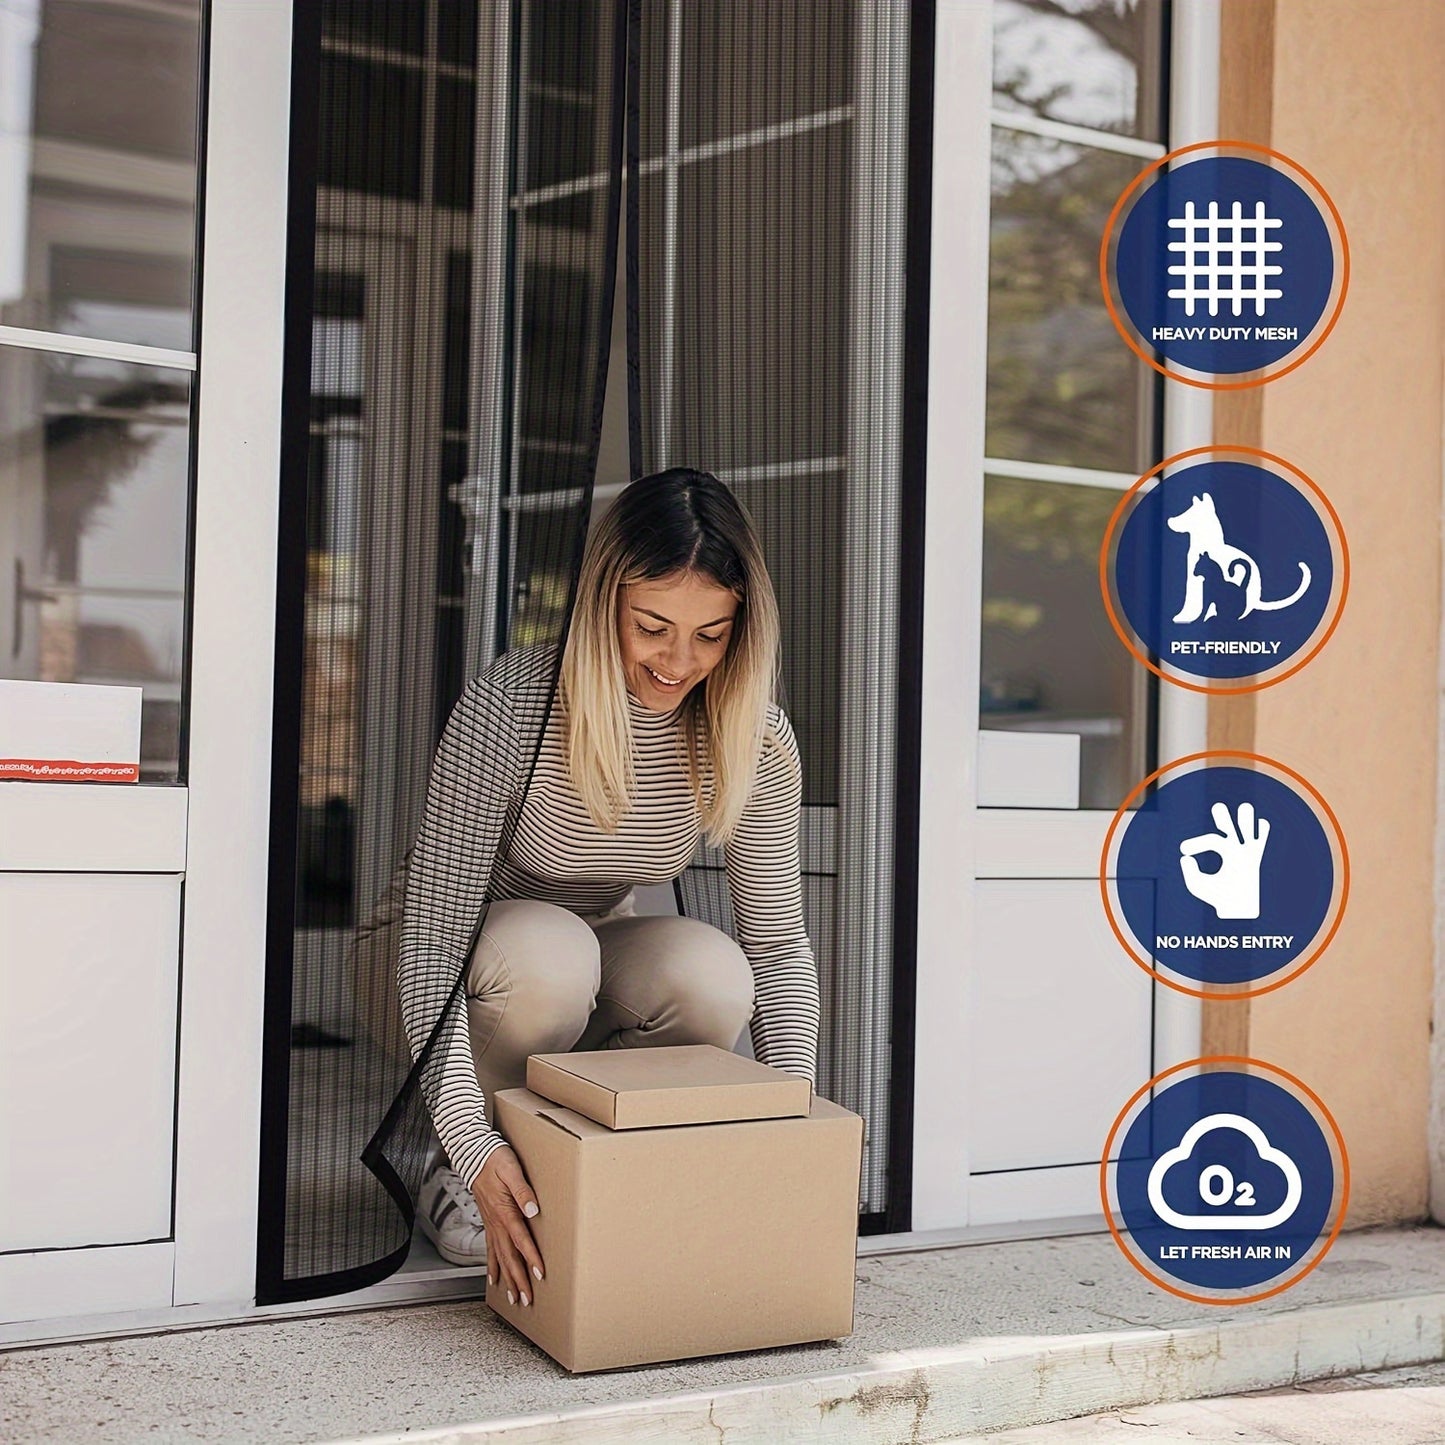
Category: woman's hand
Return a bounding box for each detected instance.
[474,1145,545,1307]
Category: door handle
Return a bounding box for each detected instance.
[12,558,59,658]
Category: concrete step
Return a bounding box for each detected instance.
[972,1358,1445,1444]
[347,1289,1445,1443]
[5,1225,1445,1444]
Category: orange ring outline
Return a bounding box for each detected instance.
[1099,139,1351,390]
[1099,1054,1351,1306]
[1098,444,1351,695]
[1098,749,1350,1000]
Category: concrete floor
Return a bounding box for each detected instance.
[5,1224,1445,1443]
[977,1359,1445,1442]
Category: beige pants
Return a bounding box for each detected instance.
[463,897,757,1119]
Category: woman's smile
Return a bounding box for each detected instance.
[643,663,686,690]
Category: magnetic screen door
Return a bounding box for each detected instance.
[260,0,922,1301]
[260,0,626,1301]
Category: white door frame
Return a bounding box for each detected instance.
[0,20,206,1332]
[171,0,293,1309]
[3,0,1227,1343]
[173,0,503,1316]
[910,0,992,1236]
[911,0,1219,1235]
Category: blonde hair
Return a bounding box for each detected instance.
[559,468,788,844]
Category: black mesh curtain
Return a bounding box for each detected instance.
[261,0,627,1302]
[261,0,911,1301]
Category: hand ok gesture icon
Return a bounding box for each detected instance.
[1178,801,1270,921]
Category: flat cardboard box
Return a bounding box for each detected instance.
[0,679,142,783]
[489,1084,864,1372]
[526,1043,812,1129]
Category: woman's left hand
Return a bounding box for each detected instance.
[474,1144,545,1307]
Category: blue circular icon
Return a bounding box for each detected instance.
[1111,460,1339,683]
[1113,762,1339,989]
[1113,154,1338,377]
[1112,1068,1341,1295]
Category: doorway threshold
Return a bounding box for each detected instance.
[1,1217,1107,1351]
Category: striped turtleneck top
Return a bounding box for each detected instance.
[399,644,821,1189]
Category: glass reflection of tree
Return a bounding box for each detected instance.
[39,379,175,685]
[988,139,1142,473]
[994,0,1150,134]
[981,477,1121,713]
[984,477,1118,569]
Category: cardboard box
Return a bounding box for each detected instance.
[526,1042,812,1129]
[489,1051,863,1373]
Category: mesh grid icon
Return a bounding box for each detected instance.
[1167,200,1284,317]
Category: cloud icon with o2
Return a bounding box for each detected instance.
[1147,1113,1303,1231]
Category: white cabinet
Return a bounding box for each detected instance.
[0,783,186,1327]
[0,872,181,1253]
[967,879,1154,1177]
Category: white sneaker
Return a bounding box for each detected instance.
[416,1161,488,1267]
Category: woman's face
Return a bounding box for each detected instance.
[617,570,739,710]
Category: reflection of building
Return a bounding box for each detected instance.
[2,0,1444,1356]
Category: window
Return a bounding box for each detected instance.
[981,0,1168,810]
[0,0,204,782]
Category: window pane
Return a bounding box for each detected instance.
[46,247,194,354]
[436,2,478,67]
[654,123,849,473]
[298,270,367,924]
[0,348,191,781]
[434,74,477,211]
[515,251,600,485]
[731,470,842,808]
[979,476,1149,811]
[1,0,201,348]
[317,55,424,202]
[324,0,425,57]
[635,112,850,807]
[993,0,1166,141]
[987,129,1155,474]
[665,0,852,154]
[522,0,600,194]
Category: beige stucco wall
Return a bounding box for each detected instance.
[1211,0,1445,1226]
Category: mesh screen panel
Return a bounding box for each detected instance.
[264,0,626,1301]
[262,0,909,1300]
[634,0,908,1215]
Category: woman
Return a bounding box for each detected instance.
[398,467,821,1314]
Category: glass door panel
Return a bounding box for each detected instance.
[980,474,1150,811]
